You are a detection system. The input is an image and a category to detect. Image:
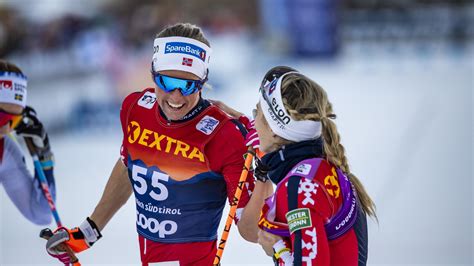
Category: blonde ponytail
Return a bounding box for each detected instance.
[281,73,377,218]
[320,117,377,218]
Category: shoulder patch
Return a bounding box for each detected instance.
[292,163,312,176]
[196,115,220,135]
[137,91,156,109]
[286,208,312,234]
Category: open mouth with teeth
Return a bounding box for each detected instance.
[166,101,185,110]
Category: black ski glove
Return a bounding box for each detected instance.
[15,106,53,164]
[254,156,270,182]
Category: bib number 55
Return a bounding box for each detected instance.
[132,164,169,201]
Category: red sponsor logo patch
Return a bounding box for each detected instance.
[0,80,13,90]
[182,57,193,67]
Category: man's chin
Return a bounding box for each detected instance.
[163,109,187,121]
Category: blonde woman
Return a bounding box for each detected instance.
[251,66,376,265]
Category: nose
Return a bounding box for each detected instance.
[168,88,185,99]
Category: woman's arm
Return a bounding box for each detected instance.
[237,180,274,242]
[257,229,283,256]
[90,158,132,231]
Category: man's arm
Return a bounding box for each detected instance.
[90,158,132,231]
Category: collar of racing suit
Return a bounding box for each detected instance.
[261,137,324,185]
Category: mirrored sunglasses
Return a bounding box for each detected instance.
[153,73,204,96]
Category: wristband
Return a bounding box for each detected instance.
[79,217,102,245]
[40,157,54,169]
[272,240,293,265]
[273,248,291,259]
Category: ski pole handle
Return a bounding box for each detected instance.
[40,228,81,266]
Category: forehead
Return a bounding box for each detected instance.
[158,70,200,80]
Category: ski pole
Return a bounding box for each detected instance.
[213,149,254,265]
[24,137,63,227]
[24,137,81,266]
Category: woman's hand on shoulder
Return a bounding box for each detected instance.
[209,99,244,118]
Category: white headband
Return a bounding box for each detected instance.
[152,36,212,80]
[259,72,322,142]
[0,71,28,107]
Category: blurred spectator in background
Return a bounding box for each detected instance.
[0,6,27,57]
[0,0,471,133]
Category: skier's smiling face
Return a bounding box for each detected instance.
[154,70,201,121]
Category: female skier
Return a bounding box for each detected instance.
[253,67,376,265]
[44,23,266,266]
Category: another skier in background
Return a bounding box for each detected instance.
[44,23,269,266]
[0,60,56,225]
[253,67,376,265]
[216,66,376,265]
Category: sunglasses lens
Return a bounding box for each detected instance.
[153,74,201,96]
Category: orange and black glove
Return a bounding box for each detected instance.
[46,217,102,264]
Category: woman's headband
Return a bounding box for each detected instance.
[0,71,27,107]
[259,72,322,142]
[151,36,212,80]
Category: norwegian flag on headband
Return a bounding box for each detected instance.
[182,57,193,67]
[0,80,13,90]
